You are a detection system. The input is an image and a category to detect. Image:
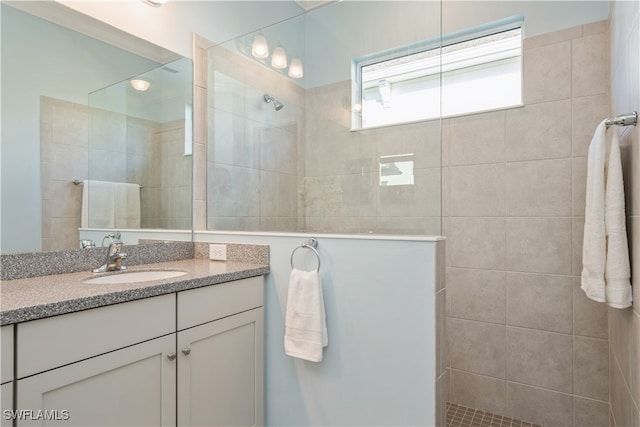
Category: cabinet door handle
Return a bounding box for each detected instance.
[182,347,191,356]
[167,352,177,361]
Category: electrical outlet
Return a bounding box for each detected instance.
[209,244,227,261]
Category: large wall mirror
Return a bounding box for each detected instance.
[1,1,193,254]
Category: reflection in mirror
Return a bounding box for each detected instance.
[87,58,193,231]
[0,3,192,254]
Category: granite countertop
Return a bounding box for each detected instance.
[0,259,269,326]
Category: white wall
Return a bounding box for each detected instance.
[195,231,441,426]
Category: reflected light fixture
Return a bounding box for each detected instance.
[141,0,169,6]
[288,57,304,78]
[271,46,288,69]
[130,78,151,91]
[252,34,269,59]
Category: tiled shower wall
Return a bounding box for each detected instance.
[609,2,640,426]
[443,21,611,427]
[41,97,188,250]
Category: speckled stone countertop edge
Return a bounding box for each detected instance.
[0,263,270,326]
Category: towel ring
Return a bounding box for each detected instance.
[290,238,321,272]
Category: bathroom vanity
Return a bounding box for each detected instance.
[0,245,268,427]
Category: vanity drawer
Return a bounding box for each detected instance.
[1,325,13,383]
[177,276,263,330]
[17,294,175,378]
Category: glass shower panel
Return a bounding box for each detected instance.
[206,0,442,235]
[88,57,193,231]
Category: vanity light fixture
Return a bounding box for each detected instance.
[251,34,269,59]
[141,0,169,6]
[271,46,288,69]
[130,78,151,91]
[288,57,304,78]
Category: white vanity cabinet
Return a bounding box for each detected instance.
[176,277,264,426]
[11,276,264,427]
[1,325,14,427]
[15,294,176,427]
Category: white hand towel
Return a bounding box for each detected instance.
[581,120,607,303]
[81,180,115,229]
[284,268,328,362]
[604,129,632,308]
[114,183,141,229]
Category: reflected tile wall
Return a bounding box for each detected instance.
[206,42,442,236]
[41,97,190,249]
[444,21,612,427]
[206,44,305,232]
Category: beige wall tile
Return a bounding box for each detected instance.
[506,100,572,161]
[583,20,608,36]
[523,41,572,104]
[506,382,573,427]
[610,346,635,427]
[448,110,506,166]
[574,336,609,401]
[506,218,572,275]
[449,369,507,415]
[506,327,573,393]
[573,217,585,276]
[523,25,582,50]
[573,34,609,98]
[572,94,610,157]
[573,278,609,339]
[610,306,634,391]
[436,374,446,427]
[573,156,588,216]
[573,396,610,427]
[447,268,506,324]
[448,218,505,270]
[436,289,446,377]
[450,318,506,378]
[506,272,572,333]
[631,311,640,409]
[506,158,572,217]
[449,164,505,217]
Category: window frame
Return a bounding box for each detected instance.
[351,16,524,131]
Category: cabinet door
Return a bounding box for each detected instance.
[17,334,176,427]
[178,308,264,427]
[1,325,13,383]
[1,382,12,427]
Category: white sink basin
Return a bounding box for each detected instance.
[83,270,187,285]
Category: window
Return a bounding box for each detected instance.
[353,19,523,129]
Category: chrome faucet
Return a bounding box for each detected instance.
[93,232,128,273]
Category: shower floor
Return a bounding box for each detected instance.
[446,403,542,427]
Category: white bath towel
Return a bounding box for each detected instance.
[604,129,632,308]
[114,183,141,229]
[81,180,115,229]
[284,268,328,362]
[581,122,633,308]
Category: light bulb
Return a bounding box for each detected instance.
[141,0,168,7]
[271,46,288,69]
[130,79,151,91]
[288,58,304,78]
[251,35,269,59]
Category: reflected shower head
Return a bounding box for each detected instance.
[264,94,284,111]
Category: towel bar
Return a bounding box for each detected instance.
[290,238,321,272]
[605,111,637,127]
[73,179,144,189]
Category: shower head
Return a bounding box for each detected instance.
[264,94,284,111]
